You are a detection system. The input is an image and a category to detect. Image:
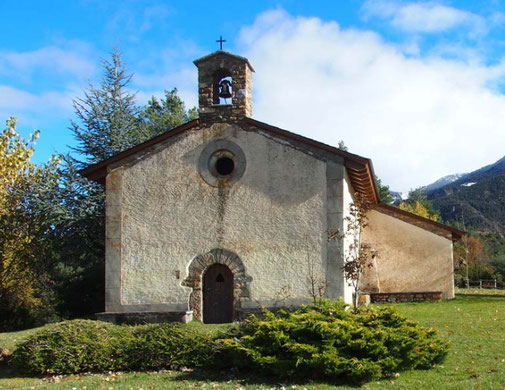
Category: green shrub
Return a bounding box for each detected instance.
[12,320,214,375]
[121,323,215,370]
[216,300,449,383]
[11,302,449,384]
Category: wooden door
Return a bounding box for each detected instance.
[203,264,234,323]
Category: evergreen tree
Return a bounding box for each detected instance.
[70,48,141,166]
[48,157,105,318]
[141,89,198,139]
[57,48,142,318]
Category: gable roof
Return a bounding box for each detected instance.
[79,117,379,203]
[79,117,464,240]
[193,50,255,72]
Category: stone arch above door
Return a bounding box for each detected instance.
[182,248,252,321]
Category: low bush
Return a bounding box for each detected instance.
[11,301,448,384]
[12,320,214,375]
[217,300,449,383]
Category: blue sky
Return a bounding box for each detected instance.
[2,0,505,191]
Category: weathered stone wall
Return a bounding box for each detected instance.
[370,291,442,304]
[361,209,455,299]
[109,122,337,316]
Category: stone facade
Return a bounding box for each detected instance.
[83,50,463,324]
[102,120,350,321]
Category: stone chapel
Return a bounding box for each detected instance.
[81,50,464,324]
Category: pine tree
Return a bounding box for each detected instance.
[70,48,141,166]
[57,48,142,317]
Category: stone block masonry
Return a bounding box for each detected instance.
[194,51,254,122]
[370,291,442,303]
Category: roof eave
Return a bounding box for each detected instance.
[193,50,255,72]
[376,203,466,241]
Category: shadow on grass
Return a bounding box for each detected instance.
[173,368,361,388]
[0,363,33,380]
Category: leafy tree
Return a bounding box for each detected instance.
[0,118,60,330]
[399,188,441,222]
[399,201,439,221]
[454,235,496,281]
[141,89,197,139]
[480,233,505,280]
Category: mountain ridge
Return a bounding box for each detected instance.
[424,156,505,234]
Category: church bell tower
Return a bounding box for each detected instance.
[193,49,254,122]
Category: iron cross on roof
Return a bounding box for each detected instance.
[216,36,226,50]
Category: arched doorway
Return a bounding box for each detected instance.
[182,248,252,321]
[203,263,233,323]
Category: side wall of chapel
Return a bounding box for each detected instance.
[360,209,455,299]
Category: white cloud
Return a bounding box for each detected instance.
[238,9,505,191]
[106,2,174,41]
[0,45,96,80]
[0,85,79,156]
[361,1,486,35]
[0,85,75,118]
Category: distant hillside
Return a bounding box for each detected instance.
[427,156,505,233]
[423,173,467,192]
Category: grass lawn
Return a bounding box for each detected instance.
[2,294,505,389]
[455,287,505,296]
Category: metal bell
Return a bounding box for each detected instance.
[218,79,232,99]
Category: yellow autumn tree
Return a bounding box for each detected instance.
[0,118,60,329]
[398,200,440,222]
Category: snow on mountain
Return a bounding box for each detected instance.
[423,173,467,192]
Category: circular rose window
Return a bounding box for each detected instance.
[199,140,246,187]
